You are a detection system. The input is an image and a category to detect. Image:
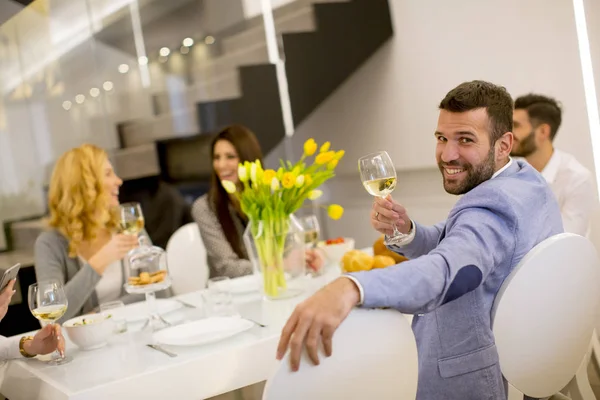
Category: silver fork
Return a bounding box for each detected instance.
[146,344,177,357]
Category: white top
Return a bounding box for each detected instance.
[540,149,595,237]
[80,256,123,305]
[94,261,123,304]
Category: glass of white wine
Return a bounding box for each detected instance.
[358,151,407,245]
[299,215,320,248]
[28,281,71,365]
[119,202,145,236]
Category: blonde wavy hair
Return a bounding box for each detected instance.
[47,144,120,257]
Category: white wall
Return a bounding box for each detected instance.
[242,0,295,19]
[267,0,600,249]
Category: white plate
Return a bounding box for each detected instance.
[228,275,259,294]
[109,299,182,323]
[153,317,254,346]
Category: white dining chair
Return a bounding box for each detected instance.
[491,233,600,400]
[166,222,210,295]
[262,308,418,400]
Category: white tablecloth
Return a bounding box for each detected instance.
[1,256,416,400]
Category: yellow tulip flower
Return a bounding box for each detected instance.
[305,175,313,187]
[327,159,338,170]
[263,169,277,185]
[308,190,323,200]
[282,172,296,189]
[315,151,335,165]
[334,150,345,161]
[320,141,331,153]
[238,164,248,183]
[303,138,317,156]
[221,180,237,194]
[328,204,344,220]
[271,177,280,191]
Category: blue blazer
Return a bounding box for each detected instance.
[350,160,563,399]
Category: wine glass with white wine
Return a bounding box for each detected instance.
[119,202,145,236]
[358,151,407,245]
[28,281,71,365]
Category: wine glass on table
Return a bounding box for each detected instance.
[358,151,407,245]
[28,281,71,365]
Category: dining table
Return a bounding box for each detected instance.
[0,253,417,400]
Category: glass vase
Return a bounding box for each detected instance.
[243,214,306,300]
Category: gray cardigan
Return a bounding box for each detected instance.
[191,195,253,279]
[34,229,168,321]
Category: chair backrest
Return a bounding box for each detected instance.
[166,223,209,295]
[492,233,600,398]
[262,308,418,400]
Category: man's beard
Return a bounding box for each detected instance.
[439,149,496,195]
[511,131,537,157]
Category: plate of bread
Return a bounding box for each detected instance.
[340,236,408,272]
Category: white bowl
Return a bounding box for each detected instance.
[63,314,115,350]
[317,238,355,264]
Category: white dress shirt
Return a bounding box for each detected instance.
[0,336,23,360]
[541,149,595,237]
[346,158,514,305]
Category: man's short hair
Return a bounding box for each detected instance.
[439,80,514,144]
[514,94,562,140]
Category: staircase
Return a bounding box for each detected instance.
[120,0,393,180]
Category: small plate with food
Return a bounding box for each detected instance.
[317,237,355,264]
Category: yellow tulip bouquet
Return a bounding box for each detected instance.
[221,138,345,298]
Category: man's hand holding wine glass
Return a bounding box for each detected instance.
[370,195,412,237]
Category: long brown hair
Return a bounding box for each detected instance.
[209,125,263,258]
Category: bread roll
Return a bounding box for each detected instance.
[341,250,374,273]
[373,235,409,263]
[372,255,396,269]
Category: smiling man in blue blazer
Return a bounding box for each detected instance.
[276,80,563,399]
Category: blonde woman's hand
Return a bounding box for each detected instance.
[88,234,139,274]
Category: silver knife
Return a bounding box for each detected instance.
[146,344,177,357]
[176,299,197,308]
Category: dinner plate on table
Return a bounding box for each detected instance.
[109,299,182,323]
[227,275,260,295]
[152,317,254,346]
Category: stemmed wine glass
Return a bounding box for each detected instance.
[299,215,320,248]
[358,151,407,245]
[121,202,172,331]
[28,281,71,365]
[119,202,145,236]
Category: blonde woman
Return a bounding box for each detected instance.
[34,144,142,321]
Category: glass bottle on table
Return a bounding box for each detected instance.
[28,281,71,365]
[358,151,408,245]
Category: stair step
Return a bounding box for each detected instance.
[10,219,45,252]
[152,72,240,116]
[120,108,200,148]
[111,143,161,181]
[222,5,316,54]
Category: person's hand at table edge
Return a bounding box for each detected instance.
[276,277,361,371]
[22,324,65,357]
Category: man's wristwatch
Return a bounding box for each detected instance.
[19,336,35,358]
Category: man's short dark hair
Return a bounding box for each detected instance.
[514,93,562,140]
[439,80,514,144]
